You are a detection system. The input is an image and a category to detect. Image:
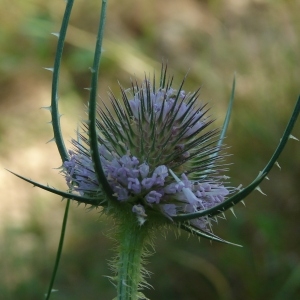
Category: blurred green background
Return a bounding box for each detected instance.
[1,0,300,299]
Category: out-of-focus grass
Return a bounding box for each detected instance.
[1,0,299,299]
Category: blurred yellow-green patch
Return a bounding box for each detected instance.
[1,0,299,299]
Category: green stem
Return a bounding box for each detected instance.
[115,217,152,300]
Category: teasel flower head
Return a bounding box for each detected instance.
[63,67,235,236]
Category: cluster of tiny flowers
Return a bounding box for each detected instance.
[130,88,203,139]
[63,79,232,230]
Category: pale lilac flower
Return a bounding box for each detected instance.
[62,69,234,235]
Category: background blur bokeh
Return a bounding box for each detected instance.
[1,0,300,299]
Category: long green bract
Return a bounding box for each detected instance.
[7,170,102,206]
[88,0,115,200]
[218,74,236,149]
[174,95,300,222]
[46,1,74,299]
[179,223,242,247]
[196,76,235,180]
[50,1,73,162]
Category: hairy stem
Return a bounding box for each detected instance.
[114,217,153,300]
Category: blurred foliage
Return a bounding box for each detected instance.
[1,0,300,299]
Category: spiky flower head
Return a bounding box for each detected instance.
[63,66,234,233]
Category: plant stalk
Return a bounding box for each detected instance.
[114,216,152,300]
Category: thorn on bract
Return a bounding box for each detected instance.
[259,171,270,180]
[241,200,246,206]
[51,32,60,38]
[46,137,56,144]
[255,186,267,196]
[289,134,299,141]
[275,161,281,170]
[44,289,58,297]
[44,67,54,72]
[230,208,237,218]
[40,106,52,112]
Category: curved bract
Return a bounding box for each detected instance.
[173,95,300,222]
[7,170,103,206]
[42,2,75,299]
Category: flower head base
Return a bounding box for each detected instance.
[63,68,234,233]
